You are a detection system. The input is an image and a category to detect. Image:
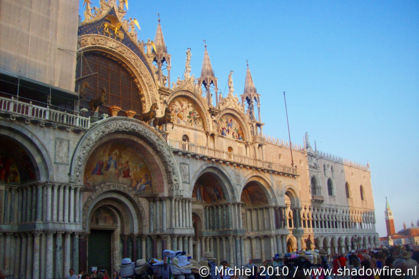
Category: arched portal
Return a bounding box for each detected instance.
[86,191,143,273]
[191,168,233,263]
[74,118,182,271]
[241,181,272,262]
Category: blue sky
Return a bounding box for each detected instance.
[80,0,419,236]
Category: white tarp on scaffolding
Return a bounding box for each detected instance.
[0,0,79,92]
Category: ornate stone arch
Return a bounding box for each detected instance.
[167,89,212,131]
[216,108,251,142]
[70,117,181,195]
[190,164,236,202]
[0,121,52,181]
[82,183,147,233]
[240,174,278,206]
[78,34,159,112]
[284,186,300,208]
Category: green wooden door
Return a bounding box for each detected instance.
[88,230,112,272]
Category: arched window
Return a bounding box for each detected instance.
[323,164,326,176]
[345,182,350,198]
[360,185,364,200]
[76,51,143,115]
[327,178,333,196]
[227,146,233,159]
[311,176,318,195]
[182,135,189,151]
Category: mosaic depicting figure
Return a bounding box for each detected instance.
[169,97,203,129]
[0,137,36,184]
[219,114,244,140]
[192,183,224,202]
[84,140,152,193]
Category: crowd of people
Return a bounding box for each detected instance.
[1,245,418,279]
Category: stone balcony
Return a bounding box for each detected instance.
[0,96,90,130]
[168,139,298,177]
[311,194,325,204]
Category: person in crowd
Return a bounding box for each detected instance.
[67,268,78,279]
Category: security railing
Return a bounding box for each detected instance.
[0,96,90,129]
[168,139,297,175]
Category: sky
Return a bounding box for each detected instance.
[79,0,419,236]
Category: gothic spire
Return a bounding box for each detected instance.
[151,13,171,87]
[154,14,167,54]
[198,41,218,106]
[241,62,261,121]
[244,62,257,96]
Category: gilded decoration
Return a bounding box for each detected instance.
[193,183,225,202]
[70,118,181,195]
[78,34,159,110]
[169,97,204,129]
[0,137,36,184]
[219,114,244,140]
[84,139,152,194]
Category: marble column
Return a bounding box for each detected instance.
[55,232,63,279]
[162,200,167,231]
[52,185,58,222]
[297,235,302,251]
[183,237,188,254]
[276,236,282,255]
[26,233,33,279]
[149,200,154,233]
[178,237,183,251]
[72,233,79,275]
[0,234,5,273]
[260,238,265,261]
[235,237,240,264]
[228,205,233,230]
[74,188,79,223]
[4,233,11,275]
[33,232,41,279]
[36,185,42,222]
[155,200,160,232]
[141,237,146,259]
[64,233,71,277]
[69,187,74,223]
[64,186,69,223]
[170,199,174,228]
[46,185,52,222]
[171,236,177,251]
[20,234,27,279]
[14,234,21,278]
[58,186,64,222]
[46,233,54,279]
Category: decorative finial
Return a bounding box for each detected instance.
[157,13,160,23]
[204,40,207,49]
[228,70,234,96]
[246,59,249,68]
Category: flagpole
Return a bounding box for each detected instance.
[283,91,294,167]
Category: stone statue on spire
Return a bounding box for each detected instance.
[228,71,234,96]
[184,48,191,79]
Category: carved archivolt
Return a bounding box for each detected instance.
[167,90,212,131]
[70,117,181,195]
[216,108,252,142]
[78,34,159,111]
[82,182,149,233]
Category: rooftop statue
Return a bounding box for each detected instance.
[185,48,192,79]
[228,70,234,96]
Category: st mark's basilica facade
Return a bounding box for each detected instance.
[0,0,378,278]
